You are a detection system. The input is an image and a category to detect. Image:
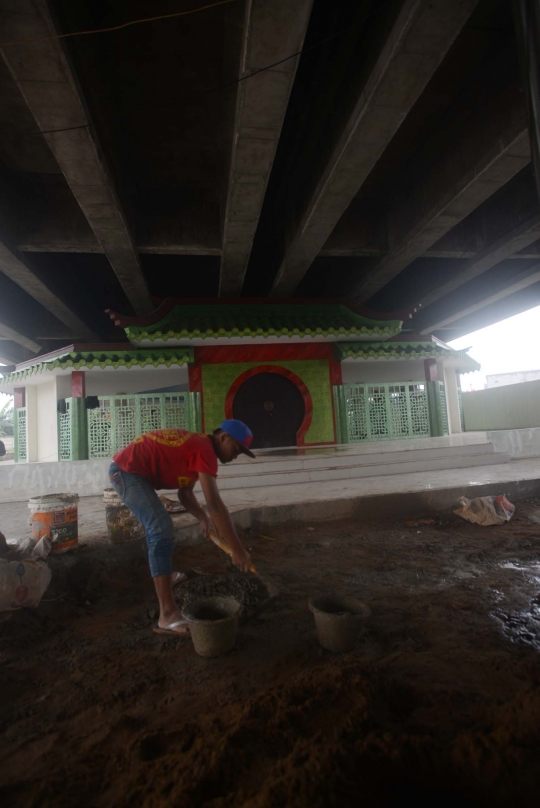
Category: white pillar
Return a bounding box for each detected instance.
[37,380,58,462]
[444,366,462,433]
[25,385,39,462]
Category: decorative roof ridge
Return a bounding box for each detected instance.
[0,347,194,385]
[13,342,132,372]
[107,297,416,330]
[334,340,480,371]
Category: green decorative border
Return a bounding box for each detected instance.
[202,360,335,445]
[0,348,194,384]
[335,341,480,371]
[125,304,402,343]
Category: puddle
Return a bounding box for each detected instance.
[492,595,540,650]
[498,561,540,585]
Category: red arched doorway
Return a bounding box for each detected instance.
[225,365,313,448]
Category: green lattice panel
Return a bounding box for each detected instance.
[439,382,449,436]
[139,396,163,434]
[58,401,71,461]
[367,386,390,441]
[202,360,334,445]
[342,382,430,442]
[15,407,27,462]
[345,388,368,441]
[409,385,430,437]
[458,387,465,431]
[87,393,190,458]
[164,394,188,429]
[388,385,409,439]
[88,401,113,458]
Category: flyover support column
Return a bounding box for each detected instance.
[444,367,463,434]
[70,371,88,461]
[424,359,444,437]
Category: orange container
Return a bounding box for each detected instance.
[28,493,79,554]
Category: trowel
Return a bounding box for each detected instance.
[208,529,280,620]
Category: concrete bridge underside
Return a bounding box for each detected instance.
[0,0,538,364]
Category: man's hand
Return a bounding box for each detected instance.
[199,513,213,538]
[231,547,252,573]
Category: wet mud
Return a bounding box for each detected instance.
[2,501,540,806]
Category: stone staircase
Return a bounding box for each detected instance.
[218,434,511,491]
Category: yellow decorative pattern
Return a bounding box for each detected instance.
[145,429,192,448]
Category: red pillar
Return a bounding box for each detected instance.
[71,371,86,398]
[14,387,25,408]
[424,358,438,382]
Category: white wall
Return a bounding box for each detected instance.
[36,380,58,462]
[55,367,189,398]
[25,386,38,462]
[443,366,462,434]
[486,370,540,388]
[341,360,427,384]
[85,368,189,395]
[56,375,71,399]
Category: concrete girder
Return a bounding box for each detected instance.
[270,0,480,297]
[0,318,40,353]
[355,121,531,301]
[416,213,540,310]
[0,0,153,315]
[0,338,35,365]
[419,264,540,334]
[219,0,313,296]
[0,240,96,341]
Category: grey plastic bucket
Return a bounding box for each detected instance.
[183,596,242,657]
[309,593,371,652]
[103,488,145,544]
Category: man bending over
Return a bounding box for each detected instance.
[109,419,254,637]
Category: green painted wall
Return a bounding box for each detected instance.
[201,360,335,444]
[462,379,540,431]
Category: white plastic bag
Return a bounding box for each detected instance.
[454,495,515,527]
[0,558,52,611]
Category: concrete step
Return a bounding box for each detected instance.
[220,442,499,478]
[218,451,512,490]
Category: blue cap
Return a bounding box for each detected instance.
[219,419,255,457]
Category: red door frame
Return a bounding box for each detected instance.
[224,365,313,446]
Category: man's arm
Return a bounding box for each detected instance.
[198,472,251,572]
[177,484,211,535]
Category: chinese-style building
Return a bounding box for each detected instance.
[0,299,479,463]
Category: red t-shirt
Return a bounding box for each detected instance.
[113,429,218,490]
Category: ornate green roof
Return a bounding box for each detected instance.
[0,348,193,384]
[335,341,480,371]
[125,304,402,343]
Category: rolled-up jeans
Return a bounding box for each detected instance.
[109,461,174,577]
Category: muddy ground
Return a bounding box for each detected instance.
[2,501,540,807]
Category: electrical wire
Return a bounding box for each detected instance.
[21,0,394,136]
[0,0,237,48]
[35,124,90,136]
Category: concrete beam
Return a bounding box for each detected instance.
[0,0,153,315]
[0,339,35,365]
[0,240,96,340]
[355,106,531,301]
[0,319,40,353]
[219,0,313,296]
[271,0,480,296]
[416,213,540,310]
[419,264,540,333]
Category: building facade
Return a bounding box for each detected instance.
[0,299,479,463]
[486,370,540,388]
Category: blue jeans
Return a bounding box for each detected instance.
[109,461,174,577]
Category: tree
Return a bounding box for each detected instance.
[0,400,14,437]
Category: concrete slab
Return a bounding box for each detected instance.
[2,458,539,553]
